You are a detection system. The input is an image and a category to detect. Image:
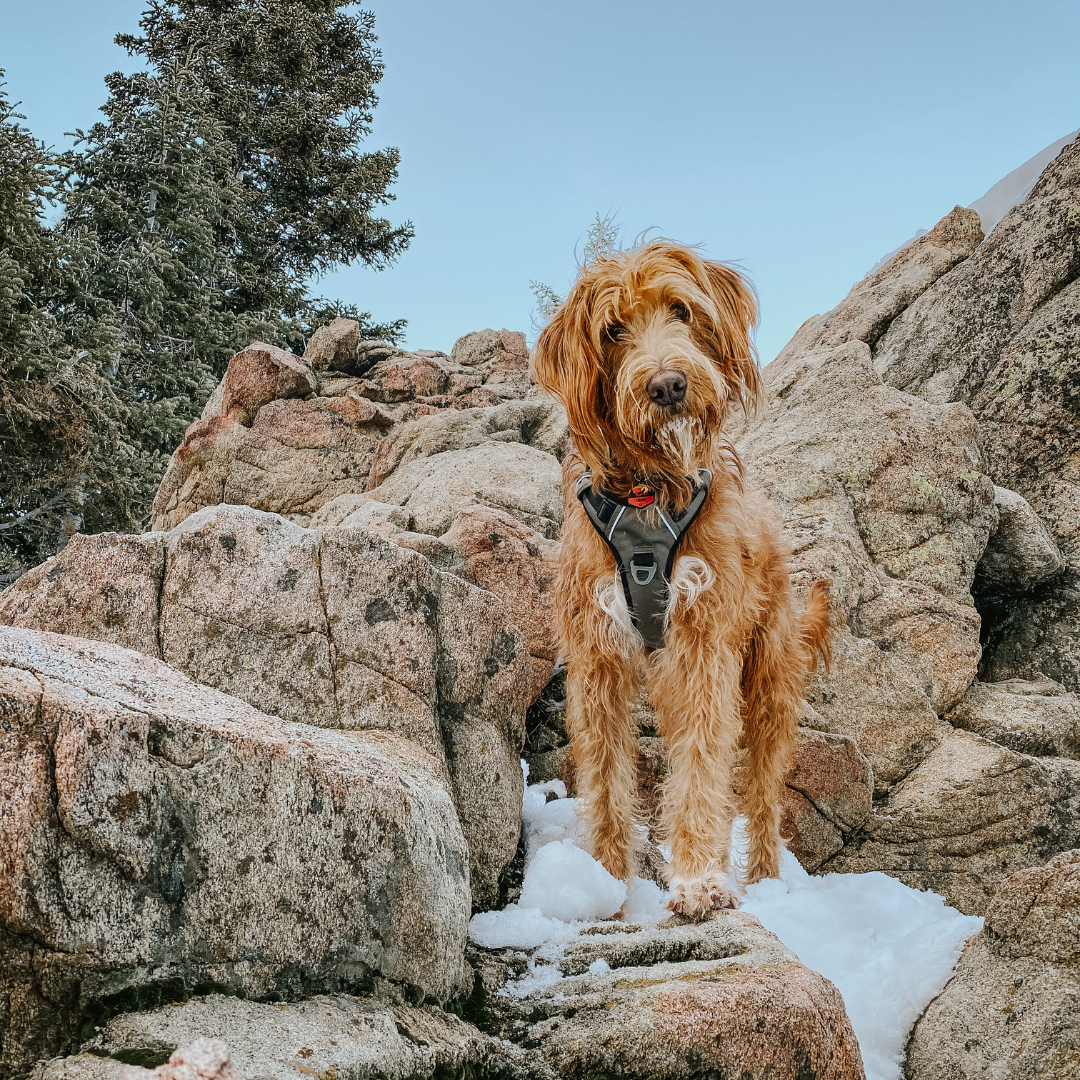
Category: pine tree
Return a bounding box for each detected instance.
[2,3,410,581]
[0,77,123,583]
[63,57,266,513]
[116,0,413,317]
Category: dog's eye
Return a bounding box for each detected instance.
[671,302,690,322]
[605,323,625,343]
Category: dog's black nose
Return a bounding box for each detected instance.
[647,370,687,407]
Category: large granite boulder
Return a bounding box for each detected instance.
[821,729,1080,914]
[871,134,1080,691]
[0,627,471,1077]
[946,675,1080,760]
[472,911,865,1079]
[731,136,1080,914]
[0,506,531,913]
[905,850,1080,1079]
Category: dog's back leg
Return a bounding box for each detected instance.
[739,621,801,885]
[740,580,830,884]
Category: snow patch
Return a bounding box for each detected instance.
[734,820,983,1080]
[470,766,981,1080]
[519,839,627,922]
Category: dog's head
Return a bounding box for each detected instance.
[531,240,761,499]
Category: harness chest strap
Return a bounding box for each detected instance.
[575,469,712,649]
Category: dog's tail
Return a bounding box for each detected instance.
[800,578,832,674]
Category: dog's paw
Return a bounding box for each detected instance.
[667,873,740,921]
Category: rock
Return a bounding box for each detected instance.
[853,579,982,714]
[775,205,983,362]
[218,394,394,525]
[821,729,1080,914]
[218,343,315,426]
[0,505,532,912]
[476,912,866,1080]
[804,628,951,794]
[35,995,503,1080]
[152,393,395,532]
[450,327,528,371]
[867,135,1080,692]
[441,505,558,699]
[733,333,994,797]
[303,318,361,373]
[29,918,868,1080]
[749,340,996,605]
[975,486,1065,594]
[904,850,1080,1080]
[946,677,1080,760]
[774,728,874,871]
[367,399,570,489]
[151,333,546,535]
[0,626,471,1076]
[364,442,563,540]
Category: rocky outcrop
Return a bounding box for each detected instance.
[150,328,535,534]
[35,998,502,1080]
[0,506,530,914]
[734,134,1080,914]
[946,675,1080,760]
[871,135,1080,691]
[904,850,1080,1079]
[736,338,995,792]
[821,729,1080,914]
[35,913,865,1080]
[975,486,1065,594]
[0,627,471,1076]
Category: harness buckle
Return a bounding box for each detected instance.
[630,552,657,585]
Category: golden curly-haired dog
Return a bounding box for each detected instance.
[531,239,830,918]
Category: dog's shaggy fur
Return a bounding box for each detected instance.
[531,240,831,919]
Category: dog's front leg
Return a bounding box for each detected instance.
[563,623,642,883]
[648,626,743,919]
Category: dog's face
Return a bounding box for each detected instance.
[532,241,761,491]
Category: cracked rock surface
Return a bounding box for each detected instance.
[33,913,865,1080]
[905,850,1080,1079]
[0,506,530,916]
[0,626,471,1076]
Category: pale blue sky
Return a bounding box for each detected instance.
[3,0,1079,360]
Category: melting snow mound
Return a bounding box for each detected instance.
[470,766,983,1080]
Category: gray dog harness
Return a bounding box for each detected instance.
[575,470,712,649]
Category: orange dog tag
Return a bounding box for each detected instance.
[628,484,655,508]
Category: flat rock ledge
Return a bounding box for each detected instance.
[31,911,864,1080]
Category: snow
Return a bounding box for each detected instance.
[469,765,982,1080]
[736,820,983,1080]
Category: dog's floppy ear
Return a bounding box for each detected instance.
[699,259,763,417]
[531,280,611,469]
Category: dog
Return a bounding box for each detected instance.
[530,239,831,919]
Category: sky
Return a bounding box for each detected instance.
[3,0,1079,361]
